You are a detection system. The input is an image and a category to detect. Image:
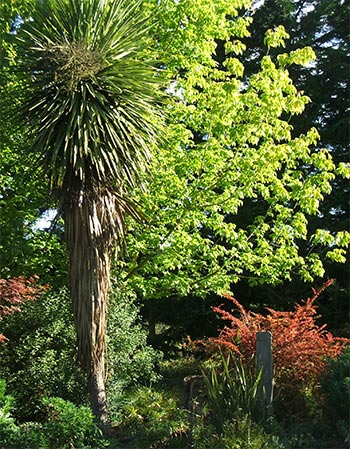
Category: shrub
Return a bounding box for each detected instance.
[319,346,350,440]
[192,415,284,449]
[41,397,105,449]
[205,280,349,421]
[0,379,47,448]
[114,386,189,449]
[0,288,86,422]
[2,422,49,449]
[0,378,16,436]
[106,288,162,418]
[0,378,108,449]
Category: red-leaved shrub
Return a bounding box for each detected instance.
[0,275,48,342]
[205,280,349,419]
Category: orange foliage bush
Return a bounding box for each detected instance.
[208,279,349,396]
[0,275,48,342]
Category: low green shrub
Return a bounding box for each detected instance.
[2,422,49,449]
[113,385,189,449]
[191,415,284,449]
[106,288,163,422]
[0,378,16,438]
[107,288,161,389]
[0,379,108,449]
[319,346,350,440]
[41,397,105,449]
[0,288,86,422]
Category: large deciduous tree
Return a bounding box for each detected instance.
[118,0,349,305]
[222,0,350,322]
[12,0,164,425]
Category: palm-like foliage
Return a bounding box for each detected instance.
[17,0,163,194]
[14,0,165,425]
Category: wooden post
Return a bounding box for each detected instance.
[256,331,273,416]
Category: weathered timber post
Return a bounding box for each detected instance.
[184,375,202,417]
[256,331,273,417]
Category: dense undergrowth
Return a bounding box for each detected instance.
[0,284,349,449]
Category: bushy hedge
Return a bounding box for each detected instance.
[0,288,86,422]
[319,346,350,440]
[0,379,106,449]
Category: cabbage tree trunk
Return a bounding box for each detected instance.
[64,186,119,427]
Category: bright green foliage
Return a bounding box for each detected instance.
[0,386,107,449]
[0,0,67,282]
[0,0,35,89]
[264,25,290,49]
[0,379,15,433]
[114,386,189,449]
[2,0,349,301]
[41,397,104,449]
[235,0,349,319]
[0,197,67,284]
[117,0,349,302]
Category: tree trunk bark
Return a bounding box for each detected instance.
[89,365,108,427]
[64,187,119,428]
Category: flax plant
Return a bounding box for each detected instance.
[201,351,263,432]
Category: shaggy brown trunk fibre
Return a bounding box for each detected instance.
[65,186,120,427]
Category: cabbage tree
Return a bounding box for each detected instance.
[13,0,164,425]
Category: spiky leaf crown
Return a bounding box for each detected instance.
[15,0,165,194]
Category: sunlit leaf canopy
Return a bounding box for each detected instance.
[14,0,165,196]
[116,0,350,296]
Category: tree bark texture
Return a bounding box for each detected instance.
[65,186,120,426]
